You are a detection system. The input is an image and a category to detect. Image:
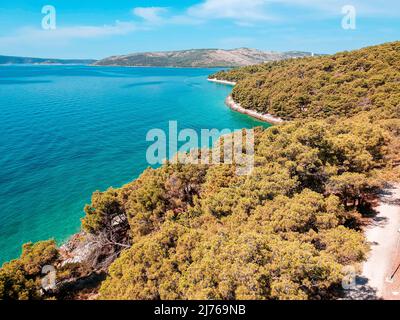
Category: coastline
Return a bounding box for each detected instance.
[225,95,284,124]
[207,78,237,86]
[208,78,284,124]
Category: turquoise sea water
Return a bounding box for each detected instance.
[0,65,269,264]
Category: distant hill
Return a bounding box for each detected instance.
[0,55,96,65]
[93,48,319,68]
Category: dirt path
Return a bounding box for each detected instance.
[358,184,400,299]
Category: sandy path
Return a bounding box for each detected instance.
[360,184,400,299]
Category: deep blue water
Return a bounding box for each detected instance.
[0,65,269,264]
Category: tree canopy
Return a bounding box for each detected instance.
[0,241,58,300]
[211,42,400,120]
[98,117,399,300]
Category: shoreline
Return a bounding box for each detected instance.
[207,78,237,86]
[225,95,284,124]
[208,78,284,124]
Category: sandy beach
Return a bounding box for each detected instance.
[225,95,284,124]
[207,78,237,86]
[208,78,284,124]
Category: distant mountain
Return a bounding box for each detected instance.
[0,55,96,65]
[93,48,319,68]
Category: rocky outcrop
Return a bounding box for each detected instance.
[50,219,130,299]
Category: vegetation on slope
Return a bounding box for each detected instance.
[211,42,400,120]
[96,115,399,299]
[2,42,400,300]
[0,241,59,300]
[4,115,399,300]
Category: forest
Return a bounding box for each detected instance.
[211,42,400,121]
[1,41,400,300]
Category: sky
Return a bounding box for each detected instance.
[0,0,399,59]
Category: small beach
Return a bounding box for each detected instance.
[208,78,284,124]
[225,95,284,124]
[207,78,237,86]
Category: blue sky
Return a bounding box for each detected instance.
[0,0,399,59]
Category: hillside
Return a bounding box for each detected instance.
[0,55,96,65]
[1,42,400,301]
[93,48,317,68]
[3,114,400,300]
[210,42,400,120]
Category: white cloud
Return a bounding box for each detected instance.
[53,21,137,38]
[187,0,274,22]
[133,7,169,24]
[132,7,203,26]
[167,15,204,25]
[186,0,400,24]
[275,0,400,17]
[0,21,138,47]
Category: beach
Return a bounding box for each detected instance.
[225,95,284,124]
[208,78,284,124]
[207,78,237,86]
